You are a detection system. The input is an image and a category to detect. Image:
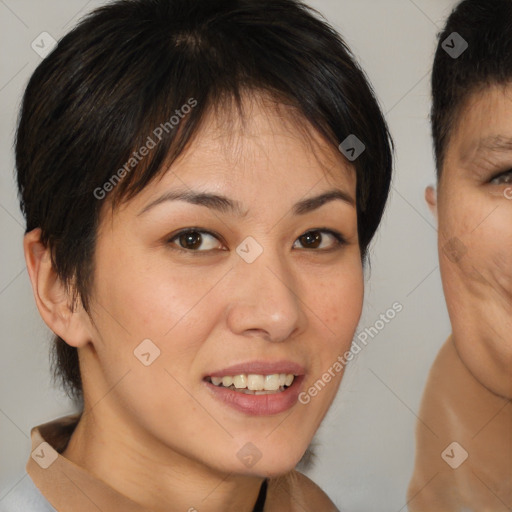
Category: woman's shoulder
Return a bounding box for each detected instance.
[0,474,56,512]
[266,470,339,511]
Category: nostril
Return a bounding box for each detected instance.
[245,328,271,340]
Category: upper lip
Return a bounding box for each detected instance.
[206,360,306,378]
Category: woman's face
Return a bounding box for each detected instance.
[81,97,363,476]
[437,84,512,398]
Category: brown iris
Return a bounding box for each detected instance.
[179,231,203,250]
[298,231,321,249]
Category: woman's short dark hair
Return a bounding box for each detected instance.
[432,0,512,176]
[16,0,393,401]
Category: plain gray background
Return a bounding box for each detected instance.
[0,1,457,510]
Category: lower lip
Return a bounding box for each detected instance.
[204,375,305,416]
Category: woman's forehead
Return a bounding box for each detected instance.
[169,95,354,182]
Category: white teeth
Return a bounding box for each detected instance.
[208,373,296,392]
[264,374,280,391]
[233,374,248,389]
[247,374,265,391]
[222,376,233,387]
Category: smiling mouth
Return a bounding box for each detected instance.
[204,373,295,394]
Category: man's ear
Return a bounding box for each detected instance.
[23,228,91,348]
[425,185,438,221]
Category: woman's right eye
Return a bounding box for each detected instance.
[167,229,224,252]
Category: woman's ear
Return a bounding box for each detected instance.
[425,185,438,221]
[23,228,91,348]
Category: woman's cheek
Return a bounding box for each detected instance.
[316,266,363,350]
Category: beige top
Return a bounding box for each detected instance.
[25,414,339,511]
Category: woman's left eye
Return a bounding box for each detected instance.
[490,169,512,185]
[292,229,346,250]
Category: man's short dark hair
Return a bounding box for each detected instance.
[432,0,512,176]
[16,0,393,401]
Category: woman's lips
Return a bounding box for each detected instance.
[206,360,306,378]
[204,374,305,416]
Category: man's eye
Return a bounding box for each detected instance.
[168,229,224,252]
[293,229,346,250]
[490,169,512,185]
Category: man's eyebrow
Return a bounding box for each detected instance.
[137,188,354,216]
[475,135,512,153]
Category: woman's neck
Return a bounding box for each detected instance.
[62,405,266,512]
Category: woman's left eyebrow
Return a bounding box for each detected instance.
[137,188,354,217]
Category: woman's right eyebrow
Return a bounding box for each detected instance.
[137,190,247,217]
[137,188,355,217]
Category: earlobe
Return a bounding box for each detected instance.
[425,185,438,220]
[23,228,91,348]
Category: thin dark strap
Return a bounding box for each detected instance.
[252,478,268,512]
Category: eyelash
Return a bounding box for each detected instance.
[490,169,512,185]
[166,228,347,255]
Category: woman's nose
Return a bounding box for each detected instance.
[225,241,307,343]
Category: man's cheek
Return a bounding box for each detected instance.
[488,249,512,305]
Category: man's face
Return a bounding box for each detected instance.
[435,84,512,397]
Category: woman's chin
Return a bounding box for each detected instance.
[206,448,306,478]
